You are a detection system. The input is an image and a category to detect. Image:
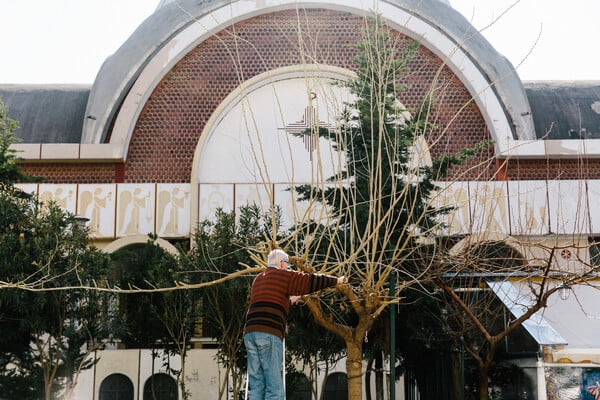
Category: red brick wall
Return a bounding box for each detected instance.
[503,158,600,180]
[21,9,501,183]
[126,9,495,183]
[21,163,116,184]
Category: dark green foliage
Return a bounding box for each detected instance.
[186,205,271,367]
[111,236,197,351]
[111,236,200,399]
[0,99,42,191]
[0,192,112,398]
[0,351,45,400]
[290,14,490,399]
[0,103,112,398]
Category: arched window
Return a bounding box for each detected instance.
[286,372,311,400]
[323,372,348,400]
[143,373,178,400]
[99,373,134,400]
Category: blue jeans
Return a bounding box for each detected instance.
[244,331,284,400]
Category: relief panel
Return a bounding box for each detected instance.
[39,184,78,213]
[198,184,234,223]
[507,180,550,236]
[468,181,510,235]
[547,180,590,235]
[77,184,116,238]
[116,184,155,237]
[433,181,471,235]
[156,184,191,237]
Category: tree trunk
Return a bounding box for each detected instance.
[180,347,188,400]
[303,292,375,400]
[450,351,462,400]
[478,365,489,400]
[318,360,329,400]
[346,340,364,400]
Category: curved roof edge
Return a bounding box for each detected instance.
[524,81,600,140]
[396,0,534,140]
[82,0,225,143]
[82,0,535,145]
[0,84,90,144]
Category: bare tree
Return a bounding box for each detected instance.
[237,14,489,398]
[427,237,600,400]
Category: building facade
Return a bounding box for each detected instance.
[3,0,600,398]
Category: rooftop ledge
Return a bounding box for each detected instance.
[12,143,125,163]
[497,139,600,159]
[11,138,600,163]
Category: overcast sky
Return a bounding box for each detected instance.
[0,0,598,84]
[450,0,600,81]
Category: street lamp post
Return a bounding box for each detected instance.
[390,270,396,400]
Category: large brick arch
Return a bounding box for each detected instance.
[126,9,492,184]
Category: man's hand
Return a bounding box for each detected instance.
[290,295,303,305]
[337,276,348,285]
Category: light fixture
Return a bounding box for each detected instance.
[73,215,90,233]
[557,282,571,301]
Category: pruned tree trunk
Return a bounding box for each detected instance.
[479,368,490,400]
[345,340,364,400]
[303,283,381,400]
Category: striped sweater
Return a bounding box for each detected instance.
[243,267,338,339]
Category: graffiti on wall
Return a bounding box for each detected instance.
[546,367,600,400]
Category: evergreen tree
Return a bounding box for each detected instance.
[288,14,486,399]
[185,205,271,400]
[0,99,41,190]
[0,98,112,399]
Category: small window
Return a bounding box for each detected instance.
[589,238,600,266]
[99,373,134,400]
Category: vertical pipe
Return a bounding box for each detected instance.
[390,271,396,400]
[536,358,547,400]
[460,337,465,400]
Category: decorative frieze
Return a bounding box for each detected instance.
[15,180,600,240]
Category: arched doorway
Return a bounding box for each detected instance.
[143,373,178,400]
[323,372,348,400]
[99,373,134,400]
[286,372,312,400]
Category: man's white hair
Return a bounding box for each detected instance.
[268,249,289,267]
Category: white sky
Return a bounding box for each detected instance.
[450,0,600,81]
[0,0,598,84]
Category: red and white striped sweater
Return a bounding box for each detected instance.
[243,267,338,339]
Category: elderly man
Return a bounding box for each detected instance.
[243,248,346,400]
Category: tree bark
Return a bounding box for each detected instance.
[346,340,364,400]
[304,285,379,400]
[478,366,489,400]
